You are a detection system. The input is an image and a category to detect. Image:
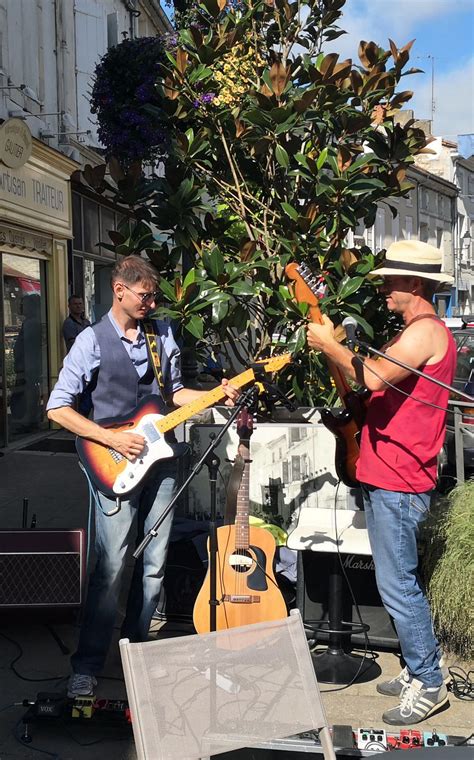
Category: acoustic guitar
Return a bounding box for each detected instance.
[76,354,291,499]
[286,261,369,487]
[193,408,287,633]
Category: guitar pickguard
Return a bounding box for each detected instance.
[246,545,268,591]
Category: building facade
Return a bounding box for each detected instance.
[0,0,170,450]
[414,138,474,316]
[349,164,458,316]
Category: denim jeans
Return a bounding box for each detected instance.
[71,462,179,676]
[361,484,442,688]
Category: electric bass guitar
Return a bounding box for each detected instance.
[285,262,369,487]
[76,354,291,499]
[192,408,287,633]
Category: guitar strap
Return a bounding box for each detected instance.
[142,318,170,404]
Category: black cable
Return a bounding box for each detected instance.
[448,667,474,701]
[0,631,65,683]
[359,358,452,414]
[13,718,62,759]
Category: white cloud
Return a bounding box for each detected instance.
[328,0,473,59]
[411,56,474,138]
[323,1,474,139]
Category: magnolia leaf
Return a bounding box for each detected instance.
[337,275,364,301]
[340,249,358,272]
[269,61,288,97]
[316,147,328,170]
[240,240,257,261]
[108,157,125,184]
[275,144,290,168]
[281,202,299,220]
[212,299,229,323]
[176,48,188,75]
[337,146,352,172]
[164,76,179,100]
[389,38,398,62]
[185,316,204,340]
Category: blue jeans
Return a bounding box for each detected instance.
[361,485,442,688]
[71,462,179,676]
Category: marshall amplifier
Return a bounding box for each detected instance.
[0,529,85,609]
[300,549,399,650]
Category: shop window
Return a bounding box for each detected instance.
[2,254,49,444]
[72,192,83,251]
[100,206,116,257]
[83,198,100,255]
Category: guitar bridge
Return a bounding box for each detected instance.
[222,594,260,604]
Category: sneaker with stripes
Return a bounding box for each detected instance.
[377,658,451,697]
[67,673,98,698]
[382,679,448,725]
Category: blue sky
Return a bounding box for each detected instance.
[327,0,474,139]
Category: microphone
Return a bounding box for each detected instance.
[342,316,358,351]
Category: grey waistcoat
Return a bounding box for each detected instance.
[91,315,162,422]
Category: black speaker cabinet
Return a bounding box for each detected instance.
[0,529,85,608]
[300,550,399,650]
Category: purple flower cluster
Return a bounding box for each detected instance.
[90,36,169,166]
[193,92,216,108]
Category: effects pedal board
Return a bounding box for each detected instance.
[423,730,448,747]
[357,728,388,751]
[400,729,423,749]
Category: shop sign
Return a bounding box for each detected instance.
[0,223,52,255]
[0,118,33,168]
[0,161,69,224]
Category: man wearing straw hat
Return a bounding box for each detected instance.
[306,240,456,725]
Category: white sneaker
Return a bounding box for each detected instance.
[67,673,97,698]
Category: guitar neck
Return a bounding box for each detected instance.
[235,443,250,550]
[155,357,290,435]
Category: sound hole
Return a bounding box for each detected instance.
[228,550,253,573]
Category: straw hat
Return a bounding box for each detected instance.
[369,240,454,284]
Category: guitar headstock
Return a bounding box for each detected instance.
[236,407,254,441]
[285,262,324,311]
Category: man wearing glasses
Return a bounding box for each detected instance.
[47,255,239,698]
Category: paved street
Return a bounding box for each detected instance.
[0,436,472,759]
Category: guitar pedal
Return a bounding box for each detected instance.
[399,729,423,749]
[332,724,354,750]
[423,730,447,747]
[357,728,387,750]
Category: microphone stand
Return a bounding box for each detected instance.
[133,385,259,633]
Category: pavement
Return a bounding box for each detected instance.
[0,431,472,760]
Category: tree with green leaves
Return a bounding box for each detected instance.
[86,0,429,405]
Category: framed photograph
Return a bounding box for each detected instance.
[184,417,352,528]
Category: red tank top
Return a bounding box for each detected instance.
[357,320,457,493]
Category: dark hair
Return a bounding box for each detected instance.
[68,294,83,304]
[111,255,158,287]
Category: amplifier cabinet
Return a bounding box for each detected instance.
[301,550,399,650]
[0,529,85,608]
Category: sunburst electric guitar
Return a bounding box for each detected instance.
[193,408,287,633]
[76,354,291,499]
[286,261,369,487]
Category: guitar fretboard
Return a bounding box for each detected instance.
[235,443,250,550]
[155,355,291,435]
